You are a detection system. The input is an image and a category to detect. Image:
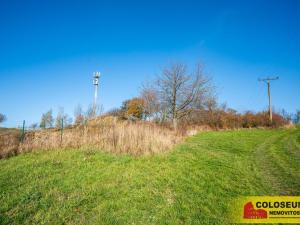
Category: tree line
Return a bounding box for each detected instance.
[106,62,299,129]
[1,62,299,129]
[35,104,101,129]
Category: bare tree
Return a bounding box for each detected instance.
[85,103,104,120]
[155,62,214,129]
[0,113,6,125]
[30,123,38,130]
[85,104,95,120]
[55,107,72,128]
[294,110,300,124]
[98,104,104,116]
[40,109,54,128]
[280,109,292,122]
[74,104,84,125]
[140,84,160,121]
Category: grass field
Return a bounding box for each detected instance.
[0,127,299,224]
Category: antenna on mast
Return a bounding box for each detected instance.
[93,72,101,117]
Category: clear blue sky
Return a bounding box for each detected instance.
[0,0,299,127]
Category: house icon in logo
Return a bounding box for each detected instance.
[244,202,268,219]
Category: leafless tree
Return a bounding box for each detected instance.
[86,103,104,120]
[55,107,72,128]
[155,62,214,129]
[0,113,6,125]
[74,104,84,125]
[280,109,292,122]
[140,84,160,120]
[40,109,54,128]
[294,110,300,124]
[30,123,38,130]
[86,104,95,120]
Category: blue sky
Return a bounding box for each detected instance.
[0,0,299,127]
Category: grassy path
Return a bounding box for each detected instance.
[252,128,300,195]
[0,128,299,224]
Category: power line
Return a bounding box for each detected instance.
[258,76,279,123]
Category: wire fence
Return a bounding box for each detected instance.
[0,117,180,159]
[0,118,66,158]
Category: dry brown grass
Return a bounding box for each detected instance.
[0,128,20,158]
[0,117,183,157]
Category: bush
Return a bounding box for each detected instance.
[182,109,288,129]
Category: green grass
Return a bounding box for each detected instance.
[0,128,299,224]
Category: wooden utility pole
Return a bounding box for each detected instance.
[258,77,279,123]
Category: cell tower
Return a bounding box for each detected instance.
[93,72,101,117]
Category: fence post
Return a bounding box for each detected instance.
[20,120,25,143]
[60,118,64,145]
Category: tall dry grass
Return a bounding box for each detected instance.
[14,117,182,156]
[0,128,20,158]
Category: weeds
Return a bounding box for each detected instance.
[2,118,182,157]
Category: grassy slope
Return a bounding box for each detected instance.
[0,128,299,224]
